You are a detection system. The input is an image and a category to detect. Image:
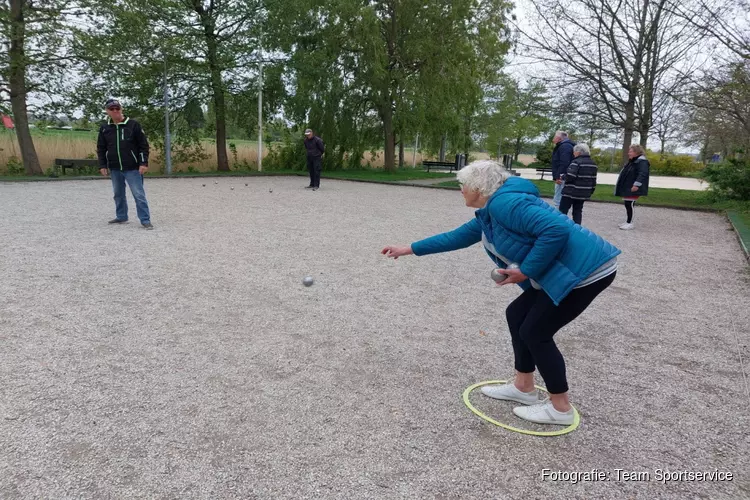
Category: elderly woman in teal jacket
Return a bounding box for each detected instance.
[382,160,621,426]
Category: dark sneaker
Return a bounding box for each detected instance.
[142,223,154,230]
[108,218,127,224]
[305,185,314,189]
[312,187,319,191]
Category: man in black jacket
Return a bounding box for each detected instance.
[303,128,325,190]
[551,131,575,208]
[97,99,153,229]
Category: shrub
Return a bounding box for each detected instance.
[534,142,553,166]
[5,156,24,175]
[702,158,750,200]
[648,154,702,177]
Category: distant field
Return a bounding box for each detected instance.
[0,129,537,173]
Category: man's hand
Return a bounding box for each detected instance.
[630,185,638,192]
[99,168,108,176]
[139,165,149,175]
[555,178,563,185]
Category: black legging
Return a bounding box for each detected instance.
[505,272,616,394]
[624,200,635,223]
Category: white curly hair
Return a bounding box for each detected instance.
[455,160,512,196]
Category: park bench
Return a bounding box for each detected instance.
[423,160,459,172]
[423,154,468,173]
[54,158,100,175]
[536,167,553,179]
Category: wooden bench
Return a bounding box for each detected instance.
[423,160,460,172]
[536,167,553,179]
[54,158,100,175]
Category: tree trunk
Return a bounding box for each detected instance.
[622,100,637,163]
[382,106,395,172]
[204,30,229,171]
[9,0,42,175]
[398,139,404,168]
[514,136,523,160]
[439,133,446,162]
[639,127,649,148]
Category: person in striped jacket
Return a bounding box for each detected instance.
[558,143,598,225]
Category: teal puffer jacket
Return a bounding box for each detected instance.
[410,177,621,305]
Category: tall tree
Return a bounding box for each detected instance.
[483,76,550,160]
[76,0,263,171]
[273,0,511,171]
[0,0,74,174]
[520,0,701,162]
[671,0,749,61]
[685,61,750,157]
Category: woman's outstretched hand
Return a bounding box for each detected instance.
[381,245,414,259]
[496,267,528,285]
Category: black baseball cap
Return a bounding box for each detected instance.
[105,99,121,109]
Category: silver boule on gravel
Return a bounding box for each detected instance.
[302,276,314,287]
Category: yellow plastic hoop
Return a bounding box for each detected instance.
[463,380,580,437]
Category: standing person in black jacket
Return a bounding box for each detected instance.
[614,144,650,230]
[97,99,153,229]
[559,143,598,225]
[303,128,325,190]
[551,131,575,208]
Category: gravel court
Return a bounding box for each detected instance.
[0,176,748,499]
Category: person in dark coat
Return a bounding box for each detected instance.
[97,98,153,229]
[303,128,325,190]
[551,131,575,208]
[614,144,650,230]
[559,143,597,225]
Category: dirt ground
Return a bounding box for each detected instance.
[1,177,747,499]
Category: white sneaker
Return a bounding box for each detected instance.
[480,380,541,405]
[619,222,634,230]
[513,400,575,426]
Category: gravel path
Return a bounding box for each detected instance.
[1,177,748,499]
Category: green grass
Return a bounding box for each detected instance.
[727,211,750,260]
[736,211,750,228]
[320,168,455,181]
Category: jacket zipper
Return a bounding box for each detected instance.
[115,124,123,170]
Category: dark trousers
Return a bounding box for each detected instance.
[505,272,616,394]
[307,156,322,187]
[559,197,585,225]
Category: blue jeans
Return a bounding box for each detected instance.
[111,169,151,224]
[553,181,565,207]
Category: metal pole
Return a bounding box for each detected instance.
[412,133,419,167]
[164,57,172,175]
[258,59,263,172]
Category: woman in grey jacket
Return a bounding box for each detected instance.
[614,144,650,230]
